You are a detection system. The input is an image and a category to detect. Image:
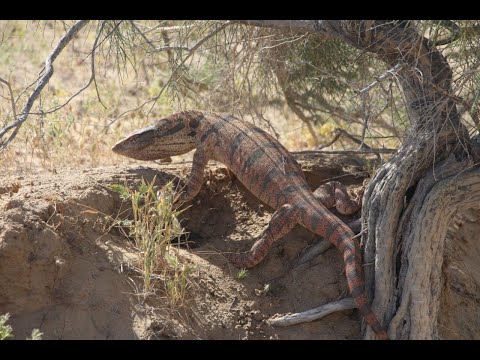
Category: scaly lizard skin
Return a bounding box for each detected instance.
[112,110,388,339]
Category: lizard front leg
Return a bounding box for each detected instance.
[178,149,208,203]
[224,204,299,268]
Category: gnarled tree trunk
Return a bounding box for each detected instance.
[238,20,480,339]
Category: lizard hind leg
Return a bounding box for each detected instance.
[313,181,362,215]
[224,204,299,269]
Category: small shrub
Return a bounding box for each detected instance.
[236,268,248,280]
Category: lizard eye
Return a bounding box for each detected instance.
[189,117,200,128]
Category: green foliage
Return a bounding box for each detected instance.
[236,268,248,280]
[269,37,366,101]
[419,20,480,127]
[0,313,13,340]
[1,313,43,340]
[110,183,130,201]
[100,20,141,76]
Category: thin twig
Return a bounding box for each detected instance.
[128,20,156,51]
[236,20,321,33]
[316,131,342,150]
[354,63,403,97]
[145,21,231,117]
[83,20,125,60]
[102,21,231,129]
[0,77,17,121]
[161,22,174,63]
[145,20,191,53]
[142,23,197,34]
[294,148,396,155]
[29,21,106,115]
[14,73,43,107]
[30,23,106,115]
[360,92,370,149]
[274,63,320,146]
[317,128,373,150]
[104,22,231,127]
[0,20,89,150]
[148,45,191,53]
[293,94,401,137]
[91,21,107,109]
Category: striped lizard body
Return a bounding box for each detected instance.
[112,110,388,339]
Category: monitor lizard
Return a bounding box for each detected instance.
[112,110,388,339]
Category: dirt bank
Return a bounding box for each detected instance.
[0,156,478,339]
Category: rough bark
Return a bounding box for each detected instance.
[237,20,476,339]
[389,163,480,339]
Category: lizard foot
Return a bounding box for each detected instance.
[223,250,259,269]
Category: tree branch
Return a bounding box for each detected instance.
[292,148,396,156]
[354,64,403,97]
[236,20,324,34]
[29,21,106,116]
[0,20,89,150]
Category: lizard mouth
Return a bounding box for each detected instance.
[111,137,123,151]
[111,136,141,154]
[111,139,154,160]
[111,126,157,156]
[111,135,175,161]
[111,141,128,155]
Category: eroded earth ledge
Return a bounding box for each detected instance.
[0,156,478,339]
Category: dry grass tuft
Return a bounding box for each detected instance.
[111,178,193,307]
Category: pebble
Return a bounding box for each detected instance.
[252,310,263,321]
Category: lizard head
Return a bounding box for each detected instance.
[112,112,201,160]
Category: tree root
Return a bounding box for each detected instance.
[267,298,356,327]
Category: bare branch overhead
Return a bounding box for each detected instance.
[0,20,90,151]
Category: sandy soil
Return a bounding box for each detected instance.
[0,156,478,339]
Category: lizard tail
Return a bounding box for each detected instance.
[339,237,389,340]
[305,210,389,340]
